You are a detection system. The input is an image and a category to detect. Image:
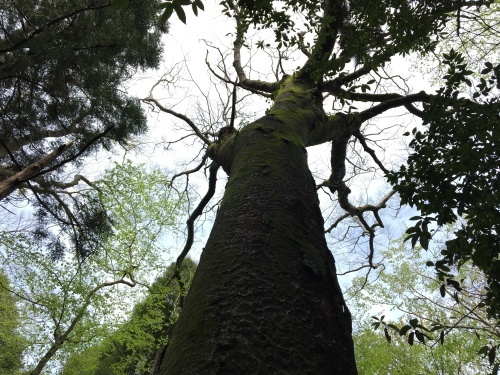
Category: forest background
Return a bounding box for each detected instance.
[0,0,498,374]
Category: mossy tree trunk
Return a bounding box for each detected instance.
[158,77,358,374]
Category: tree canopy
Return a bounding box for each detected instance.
[348,231,497,373]
[0,270,26,374]
[0,0,167,258]
[147,0,499,373]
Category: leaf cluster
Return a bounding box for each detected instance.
[388,50,500,319]
[158,0,204,26]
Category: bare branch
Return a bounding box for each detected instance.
[354,130,390,175]
[170,153,209,185]
[168,162,220,298]
[142,96,211,146]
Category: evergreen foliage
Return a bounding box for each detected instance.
[0,0,166,257]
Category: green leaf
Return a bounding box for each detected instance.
[159,4,174,24]
[399,325,412,336]
[111,0,129,8]
[174,3,187,23]
[195,0,204,10]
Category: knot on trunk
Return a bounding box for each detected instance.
[207,126,237,174]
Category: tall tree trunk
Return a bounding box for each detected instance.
[159,79,357,374]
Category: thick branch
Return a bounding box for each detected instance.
[325,190,397,233]
[0,123,79,157]
[359,91,430,122]
[231,2,280,93]
[26,126,114,181]
[0,141,73,201]
[321,65,373,92]
[299,0,346,79]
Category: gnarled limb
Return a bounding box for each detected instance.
[0,141,73,201]
[230,1,280,93]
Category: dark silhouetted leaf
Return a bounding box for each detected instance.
[446,278,462,291]
[384,327,392,343]
[174,2,187,23]
[408,331,414,346]
[489,346,497,366]
[453,291,459,303]
[478,345,490,356]
[386,324,399,332]
[440,330,444,345]
[399,325,412,336]
[415,330,425,343]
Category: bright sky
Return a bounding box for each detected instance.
[119,4,429,271]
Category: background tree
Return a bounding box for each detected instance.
[0,270,26,375]
[348,230,498,373]
[142,1,500,374]
[353,324,486,375]
[0,161,185,374]
[0,0,167,258]
[61,258,196,375]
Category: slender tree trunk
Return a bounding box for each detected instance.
[159,82,357,373]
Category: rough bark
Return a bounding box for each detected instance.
[158,78,357,374]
